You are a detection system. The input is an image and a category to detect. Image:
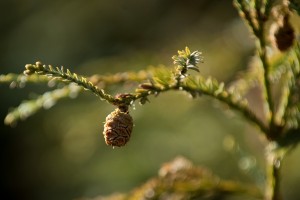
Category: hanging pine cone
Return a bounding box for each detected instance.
[274,15,295,52]
[103,108,133,147]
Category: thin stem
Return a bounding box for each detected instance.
[259,42,275,124]
[44,67,114,101]
[265,149,283,200]
[255,5,275,138]
[255,4,283,199]
[234,0,259,36]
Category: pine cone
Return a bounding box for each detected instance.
[103,108,133,147]
[274,15,295,52]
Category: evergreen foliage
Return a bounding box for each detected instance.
[1,0,300,199]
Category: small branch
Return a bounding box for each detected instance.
[259,43,275,125]
[254,0,276,138]
[24,62,116,104]
[0,73,50,87]
[233,0,259,36]
[265,146,284,200]
[181,84,269,134]
[282,44,300,130]
[4,69,152,126]
[233,0,275,135]
[4,84,81,126]
[129,76,269,135]
[266,158,282,200]
[208,91,268,134]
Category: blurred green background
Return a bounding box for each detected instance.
[1,0,300,200]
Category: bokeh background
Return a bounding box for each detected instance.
[1,0,300,200]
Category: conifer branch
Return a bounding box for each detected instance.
[234,1,296,200]
[234,0,278,137]
[182,77,268,134]
[282,44,300,130]
[0,73,50,87]
[255,6,275,135]
[24,61,116,104]
[4,84,81,126]
[260,42,275,128]
[3,69,151,125]
[19,49,268,135]
[89,157,263,200]
[153,157,263,199]
[233,0,259,37]
[9,47,269,136]
[88,70,149,87]
[129,70,269,135]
